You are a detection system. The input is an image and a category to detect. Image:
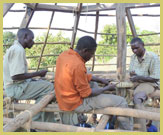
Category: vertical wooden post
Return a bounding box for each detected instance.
[37,4,56,71]
[92,4,99,71]
[96,115,110,129]
[3,3,14,17]
[116,4,127,82]
[70,3,82,49]
[126,8,137,37]
[20,4,37,28]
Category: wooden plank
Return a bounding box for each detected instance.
[20,4,37,28]
[96,115,110,129]
[3,3,14,17]
[3,92,55,132]
[92,4,99,71]
[116,4,127,81]
[24,3,76,13]
[4,118,136,132]
[126,8,137,37]
[70,3,82,49]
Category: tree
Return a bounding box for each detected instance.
[26,31,71,69]
[96,23,160,63]
[140,30,160,55]
[3,31,16,53]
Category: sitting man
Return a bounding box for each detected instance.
[75,113,92,128]
[129,37,160,131]
[89,114,99,128]
[55,36,133,130]
[3,28,55,123]
[146,120,158,132]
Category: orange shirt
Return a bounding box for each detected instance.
[55,49,92,111]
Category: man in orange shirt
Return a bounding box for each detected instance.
[55,36,133,130]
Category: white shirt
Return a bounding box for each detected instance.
[3,40,28,88]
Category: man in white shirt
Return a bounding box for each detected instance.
[3,28,55,123]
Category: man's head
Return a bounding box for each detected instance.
[146,120,152,127]
[17,28,34,49]
[130,37,145,57]
[76,36,97,62]
[78,114,87,124]
[92,114,97,122]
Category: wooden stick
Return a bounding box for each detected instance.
[92,4,99,71]
[3,27,160,36]
[36,6,56,71]
[3,92,55,132]
[70,3,82,49]
[126,8,137,37]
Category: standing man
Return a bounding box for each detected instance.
[129,37,160,131]
[3,28,55,123]
[55,36,133,130]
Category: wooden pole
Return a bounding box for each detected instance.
[70,3,82,49]
[126,8,137,37]
[3,3,14,17]
[8,103,160,121]
[92,3,99,71]
[37,4,56,71]
[89,107,160,121]
[116,3,127,81]
[4,118,137,132]
[96,115,110,129]
[20,4,37,28]
[3,92,55,132]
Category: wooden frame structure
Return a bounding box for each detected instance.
[3,3,160,74]
[3,3,160,132]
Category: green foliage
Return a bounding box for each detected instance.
[140,30,160,55]
[26,31,70,69]
[3,31,16,54]
[96,23,160,63]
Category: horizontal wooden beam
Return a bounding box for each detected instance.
[80,13,160,17]
[25,3,77,13]
[9,103,160,121]
[3,27,160,37]
[24,3,159,13]
[81,3,160,12]
[8,9,160,17]
[4,118,136,132]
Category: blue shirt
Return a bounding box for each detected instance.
[147,125,158,132]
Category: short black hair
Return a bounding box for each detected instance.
[17,28,33,39]
[130,37,144,46]
[76,36,97,50]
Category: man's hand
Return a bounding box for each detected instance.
[100,78,115,85]
[130,75,141,82]
[130,71,137,77]
[104,83,116,91]
[38,70,48,77]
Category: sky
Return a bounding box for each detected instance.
[3,3,160,42]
